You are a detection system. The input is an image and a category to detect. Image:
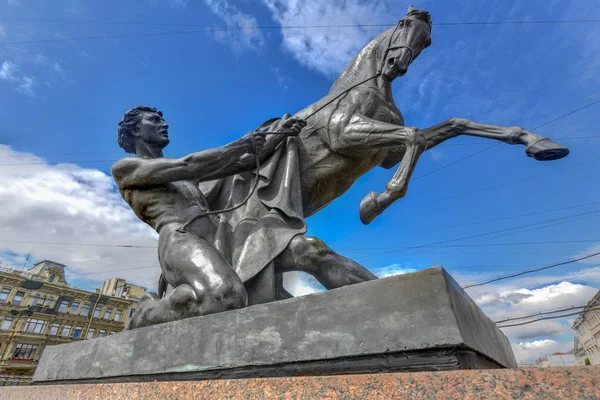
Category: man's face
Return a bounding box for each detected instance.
[136,111,170,149]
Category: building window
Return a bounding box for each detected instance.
[98,329,106,337]
[114,310,122,322]
[129,308,135,318]
[93,306,103,318]
[12,291,25,305]
[49,323,60,336]
[0,288,10,302]
[44,297,53,307]
[70,302,80,314]
[61,324,72,337]
[32,294,40,306]
[109,331,116,336]
[86,328,95,339]
[48,275,56,283]
[73,326,83,338]
[80,303,90,316]
[24,319,47,334]
[103,308,112,320]
[37,296,46,306]
[1,317,14,331]
[13,344,38,360]
[58,300,70,313]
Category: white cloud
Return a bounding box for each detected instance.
[15,76,35,97]
[168,0,188,9]
[511,339,569,364]
[0,60,36,97]
[204,0,265,53]
[0,60,17,81]
[373,263,417,278]
[261,0,391,76]
[282,271,325,297]
[0,146,160,290]
[0,24,6,39]
[7,0,19,6]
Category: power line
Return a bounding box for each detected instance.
[4,134,598,159]
[415,98,600,180]
[417,157,600,207]
[340,239,600,251]
[9,202,598,249]
[462,252,600,289]
[3,19,600,46]
[0,159,119,167]
[67,265,159,277]
[3,136,598,166]
[2,18,600,29]
[494,305,588,324]
[353,209,600,259]
[479,62,600,115]
[439,135,600,147]
[0,239,155,248]
[497,306,600,328]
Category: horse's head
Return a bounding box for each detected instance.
[381,6,432,81]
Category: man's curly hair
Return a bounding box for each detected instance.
[117,106,163,154]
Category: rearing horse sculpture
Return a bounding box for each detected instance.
[291,7,568,225]
[137,6,569,326]
[201,6,569,305]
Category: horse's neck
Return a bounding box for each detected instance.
[328,38,393,101]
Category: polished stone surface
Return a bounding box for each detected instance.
[33,267,515,384]
[7,367,600,399]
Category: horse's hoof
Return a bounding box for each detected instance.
[359,191,383,225]
[526,138,569,161]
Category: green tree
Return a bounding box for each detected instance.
[585,358,591,365]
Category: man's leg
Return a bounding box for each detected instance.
[275,235,377,290]
[129,226,247,329]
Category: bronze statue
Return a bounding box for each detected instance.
[112,109,377,328]
[114,7,569,328]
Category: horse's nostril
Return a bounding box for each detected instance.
[387,58,395,68]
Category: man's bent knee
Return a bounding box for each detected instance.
[210,281,248,310]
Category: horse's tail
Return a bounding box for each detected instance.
[158,273,167,299]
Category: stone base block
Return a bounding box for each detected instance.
[33,267,516,384]
[5,367,600,399]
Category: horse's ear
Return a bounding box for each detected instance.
[407,5,416,13]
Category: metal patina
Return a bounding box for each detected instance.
[112,7,569,329]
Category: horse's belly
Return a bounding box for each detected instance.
[298,149,376,217]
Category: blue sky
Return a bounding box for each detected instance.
[1,0,600,363]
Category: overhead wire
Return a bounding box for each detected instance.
[497,306,600,328]
[352,209,600,260]
[462,252,600,289]
[414,99,600,180]
[494,305,589,324]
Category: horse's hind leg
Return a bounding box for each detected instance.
[421,118,569,161]
[274,235,377,290]
[360,131,427,224]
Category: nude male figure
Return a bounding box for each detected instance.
[111,106,306,328]
[112,106,377,329]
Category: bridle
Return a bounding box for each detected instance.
[177,18,419,234]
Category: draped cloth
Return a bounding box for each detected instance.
[199,116,307,283]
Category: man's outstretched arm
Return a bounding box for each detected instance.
[112,134,263,190]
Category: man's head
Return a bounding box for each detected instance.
[118,106,169,154]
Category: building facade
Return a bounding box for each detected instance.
[98,277,146,329]
[572,290,600,365]
[0,261,140,385]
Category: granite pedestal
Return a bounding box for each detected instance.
[33,267,516,384]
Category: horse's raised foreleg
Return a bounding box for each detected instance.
[358,118,569,224]
[421,118,569,161]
